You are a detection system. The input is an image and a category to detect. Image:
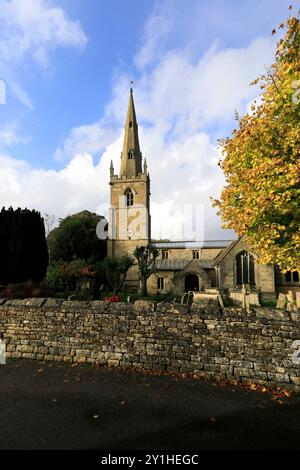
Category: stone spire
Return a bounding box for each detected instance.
[120,86,143,177]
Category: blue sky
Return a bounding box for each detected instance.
[0,0,295,239]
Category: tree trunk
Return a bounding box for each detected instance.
[142,276,147,297]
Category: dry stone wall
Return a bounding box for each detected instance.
[0,298,300,390]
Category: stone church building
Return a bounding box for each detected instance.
[108,88,299,300]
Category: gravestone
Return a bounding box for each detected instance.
[217,294,225,313]
[245,294,251,313]
[276,293,286,309]
[241,285,247,310]
[287,290,295,304]
[286,290,297,313]
[249,292,261,306]
[296,292,300,309]
[287,301,297,313]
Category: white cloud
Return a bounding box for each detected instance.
[0,0,87,106]
[0,151,107,218]
[134,37,274,137]
[0,120,29,147]
[54,121,120,162]
[59,36,275,154]
[0,0,87,66]
[134,11,172,69]
[8,78,34,109]
[141,129,230,240]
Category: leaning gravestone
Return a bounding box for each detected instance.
[217,294,225,313]
[276,293,286,309]
[286,290,297,313]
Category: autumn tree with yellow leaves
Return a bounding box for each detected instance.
[214,11,300,271]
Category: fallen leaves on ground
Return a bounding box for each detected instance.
[241,380,293,400]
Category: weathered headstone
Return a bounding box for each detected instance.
[241,285,247,309]
[296,292,300,309]
[287,290,295,304]
[245,294,251,313]
[287,301,297,313]
[286,290,297,312]
[249,292,261,306]
[276,293,286,309]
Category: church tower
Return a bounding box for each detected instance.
[108,86,151,287]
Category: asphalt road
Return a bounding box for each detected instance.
[0,360,300,450]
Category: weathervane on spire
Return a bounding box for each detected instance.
[130,80,134,91]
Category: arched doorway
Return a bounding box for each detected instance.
[185,274,199,292]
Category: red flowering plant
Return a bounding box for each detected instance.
[104,295,120,302]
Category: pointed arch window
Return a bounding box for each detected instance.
[125,189,134,207]
[129,121,133,128]
[236,251,255,286]
[128,150,134,160]
[285,271,299,283]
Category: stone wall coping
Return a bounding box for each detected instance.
[0,297,297,323]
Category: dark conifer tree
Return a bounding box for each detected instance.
[0,207,49,284]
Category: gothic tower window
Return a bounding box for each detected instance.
[125,189,134,207]
[128,150,134,159]
[129,121,133,128]
[162,250,169,260]
[236,251,255,286]
[192,250,199,259]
